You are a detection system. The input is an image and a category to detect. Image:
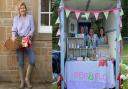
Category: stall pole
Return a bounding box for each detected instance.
[60,0,65,89]
[116,0,121,89]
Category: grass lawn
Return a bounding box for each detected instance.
[123,43,128,56]
[121,42,128,89]
[122,43,128,64]
[52,83,57,89]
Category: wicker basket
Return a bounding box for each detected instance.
[4,37,22,51]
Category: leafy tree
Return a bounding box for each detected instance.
[52,0,61,50]
[52,0,60,37]
[122,0,128,37]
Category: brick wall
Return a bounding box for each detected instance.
[0,0,52,83]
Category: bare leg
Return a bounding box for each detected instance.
[25,64,34,89]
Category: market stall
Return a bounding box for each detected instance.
[58,0,123,89]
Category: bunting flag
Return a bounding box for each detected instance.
[62,8,121,21]
[94,12,99,20]
[120,16,122,28]
[104,12,109,19]
[120,9,124,16]
[112,9,118,14]
[81,15,86,18]
[75,12,81,19]
[65,10,71,18]
[117,33,122,41]
[55,17,60,24]
[85,13,90,20]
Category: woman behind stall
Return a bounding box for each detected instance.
[87,28,98,59]
[88,28,98,48]
[98,27,108,45]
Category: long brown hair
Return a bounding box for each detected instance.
[98,27,105,37]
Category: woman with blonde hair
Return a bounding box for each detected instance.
[12,2,35,89]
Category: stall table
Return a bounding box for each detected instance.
[65,61,115,89]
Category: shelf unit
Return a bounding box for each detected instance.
[66,37,110,60]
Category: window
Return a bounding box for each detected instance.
[38,0,52,33]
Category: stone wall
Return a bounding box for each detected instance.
[0,0,52,83]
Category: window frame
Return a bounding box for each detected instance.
[38,0,52,33]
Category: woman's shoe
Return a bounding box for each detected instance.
[25,80,32,89]
[19,81,25,89]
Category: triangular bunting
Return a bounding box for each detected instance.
[85,13,90,20]
[120,17,122,28]
[120,9,124,16]
[117,33,122,41]
[104,12,109,19]
[113,9,118,14]
[55,17,60,24]
[81,15,86,18]
[120,20,122,28]
[65,10,71,18]
[75,12,80,19]
[94,12,99,20]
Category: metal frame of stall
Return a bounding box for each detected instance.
[59,0,121,89]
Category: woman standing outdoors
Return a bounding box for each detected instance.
[11,2,35,89]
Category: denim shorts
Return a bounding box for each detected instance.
[16,47,36,66]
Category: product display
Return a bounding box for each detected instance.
[67,37,110,61]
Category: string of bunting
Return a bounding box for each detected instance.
[64,8,123,19]
[56,7,124,27]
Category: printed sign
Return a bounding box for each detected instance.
[65,61,115,89]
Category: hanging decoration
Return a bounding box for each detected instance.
[94,12,99,20]
[65,10,71,18]
[75,12,81,19]
[120,16,122,28]
[104,12,109,19]
[84,13,90,20]
[55,17,60,24]
[112,9,118,14]
[120,9,124,16]
[64,8,123,20]
[56,7,124,25]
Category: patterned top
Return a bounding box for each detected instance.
[12,15,34,37]
[87,34,98,48]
